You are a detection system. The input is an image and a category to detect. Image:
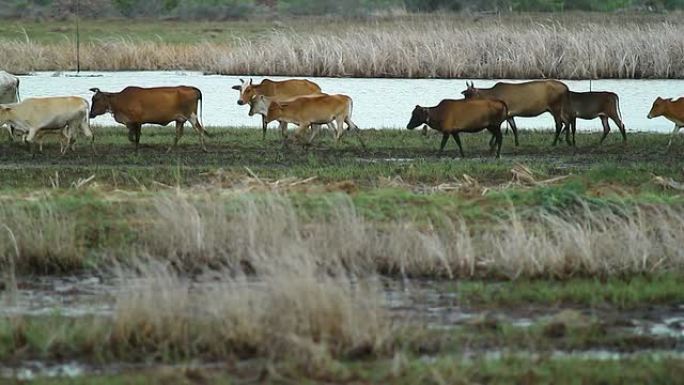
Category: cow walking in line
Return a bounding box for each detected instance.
[406,99,508,159]
[561,91,627,146]
[89,86,208,152]
[233,78,323,140]
[462,80,569,146]
[648,97,684,148]
[0,96,93,155]
[249,93,360,144]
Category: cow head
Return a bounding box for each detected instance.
[248,95,269,117]
[647,97,668,119]
[461,81,480,99]
[407,105,428,130]
[233,78,256,106]
[88,88,110,119]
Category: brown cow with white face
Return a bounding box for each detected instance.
[462,80,569,146]
[89,86,208,152]
[232,78,322,140]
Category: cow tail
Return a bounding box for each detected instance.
[194,87,211,137]
[15,77,20,102]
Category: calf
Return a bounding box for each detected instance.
[647,97,684,148]
[249,94,359,143]
[407,99,508,158]
[561,91,626,146]
[233,78,322,140]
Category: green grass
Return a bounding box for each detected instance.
[456,274,684,309]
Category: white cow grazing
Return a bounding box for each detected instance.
[0,96,94,154]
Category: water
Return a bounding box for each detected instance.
[16,71,684,132]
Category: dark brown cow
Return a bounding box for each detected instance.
[462,80,569,146]
[407,99,508,158]
[89,86,208,151]
[561,91,626,146]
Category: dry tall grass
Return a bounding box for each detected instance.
[4,193,684,278]
[110,266,392,363]
[2,16,683,78]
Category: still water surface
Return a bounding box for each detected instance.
[17,71,684,132]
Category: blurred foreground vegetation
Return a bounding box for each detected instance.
[0,0,682,20]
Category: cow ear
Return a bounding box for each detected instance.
[231,85,241,91]
[239,78,245,84]
[89,88,100,93]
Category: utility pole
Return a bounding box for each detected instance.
[75,0,81,73]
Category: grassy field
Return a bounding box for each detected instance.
[1,13,684,78]
[2,127,684,383]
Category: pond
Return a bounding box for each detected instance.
[17,72,684,132]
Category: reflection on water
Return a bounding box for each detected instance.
[17,72,684,132]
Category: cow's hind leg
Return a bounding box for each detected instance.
[668,124,682,149]
[609,113,627,142]
[488,125,503,159]
[508,118,519,147]
[168,120,185,153]
[188,113,208,152]
[599,116,611,145]
[451,133,465,158]
[439,133,449,154]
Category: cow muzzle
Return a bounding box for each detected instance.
[237,100,245,106]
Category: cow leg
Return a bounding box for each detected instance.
[508,118,519,147]
[571,119,577,147]
[309,124,322,143]
[451,133,465,158]
[610,114,627,142]
[439,133,449,154]
[552,113,564,146]
[668,124,682,149]
[490,125,503,159]
[168,121,185,153]
[335,116,346,142]
[599,116,611,145]
[189,113,208,152]
[279,121,288,139]
[262,115,268,141]
[489,133,496,149]
[126,123,142,152]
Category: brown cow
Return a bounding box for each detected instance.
[561,91,627,146]
[249,93,358,144]
[647,97,684,148]
[232,78,322,140]
[406,99,508,158]
[89,86,208,152]
[462,80,569,146]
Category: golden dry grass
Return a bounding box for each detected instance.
[1,16,683,78]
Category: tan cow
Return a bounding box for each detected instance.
[647,97,684,148]
[89,86,208,152]
[249,93,358,143]
[462,80,568,146]
[0,96,93,155]
[232,78,322,139]
[561,91,626,146]
[406,99,508,158]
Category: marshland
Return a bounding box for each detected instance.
[3,0,684,383]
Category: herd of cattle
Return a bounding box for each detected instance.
[2,70,684,158]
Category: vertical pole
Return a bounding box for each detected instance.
[75,0,81,74]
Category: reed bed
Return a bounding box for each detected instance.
[1,17,683,78]
[3,193,684,278]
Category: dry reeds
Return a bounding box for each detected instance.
[3,192,684,278]
[2,17,683,78]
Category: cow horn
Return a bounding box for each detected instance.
[89,88,100,93]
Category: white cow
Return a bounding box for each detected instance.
[0,96,94,154]
[0,71,20,139]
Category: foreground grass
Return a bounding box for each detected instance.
[1,14,684,77]
[19,357,684,385]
